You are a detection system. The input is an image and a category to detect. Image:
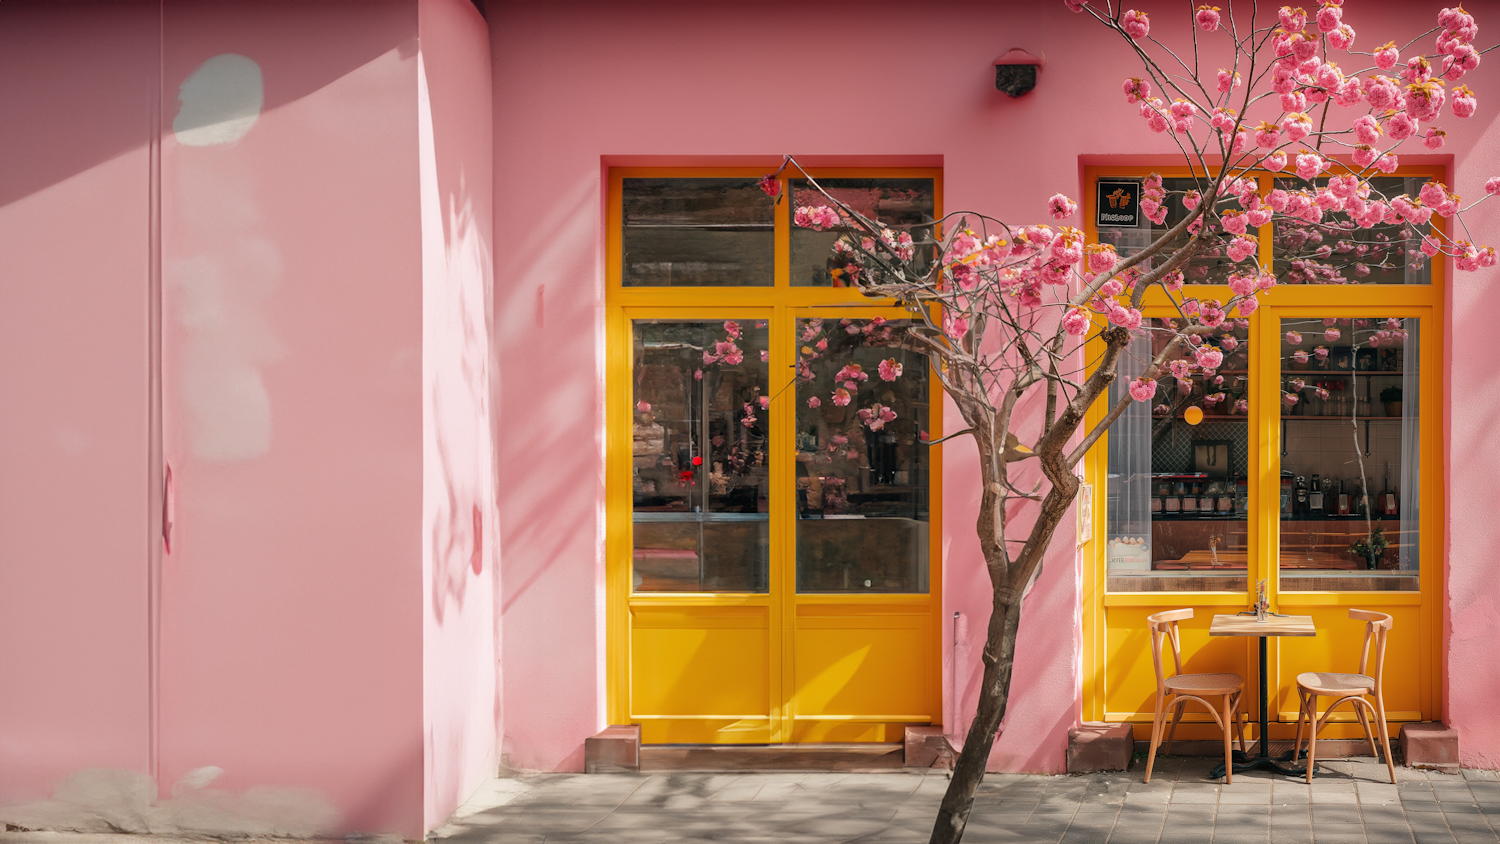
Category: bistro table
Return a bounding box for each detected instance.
[1208,612,1317,777]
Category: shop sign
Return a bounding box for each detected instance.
[1097,180,1141,228]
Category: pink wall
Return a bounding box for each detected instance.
[158,1,429,835]
[0,0,157,800]
[417,0,500,831]
[492,0,1500,772]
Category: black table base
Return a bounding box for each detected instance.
[1206,626,1318,780]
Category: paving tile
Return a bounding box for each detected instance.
[1363,823,1416,843]
[1313,807,1365,825]
[1172,792,1221,804]
[1212,835,1273,844]
[1410,834,1458,844]
[1268,832,1316,844]
[1363,805,1409,824]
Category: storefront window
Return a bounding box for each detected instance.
[631,320,770,591]
[1106,318,1252,592]
[1273,177,1433,285]
[789,179,935,287]
[795,317,930,592]
[622,178,774,287]
[1278,317,1420,591]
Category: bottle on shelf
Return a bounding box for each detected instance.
[1294,475,1308,517]
[1308,474,1324,516]
[1380,461,1399,516]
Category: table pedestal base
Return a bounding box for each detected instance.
[1209,748,1313,778]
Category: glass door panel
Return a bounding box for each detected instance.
[1107,318,1253,592]
[794,317,930,593]
[631,319,769,592]
[1277,317,1420,591]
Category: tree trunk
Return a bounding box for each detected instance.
[927,589,1023,844]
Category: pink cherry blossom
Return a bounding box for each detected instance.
[637,401,652,413]
[1354,115,1382,146]
[1405,80,1447,121]
[1453,85,1477,117]
[1122,9,1150,39]
[1227,236,1257,263]
[1316,3,1342,32]
[1216,69,1240,94]
[832,388,852,407]
[1254,122,1280,148]
[1264,152,1288,172]
[1129,377,1159,403]
[1284,392,1300,406]
[1122,77,1152,103]
[1376,154,1399,174]
[1196,5,1221,32]
[1048,194,1078,219]
[1365,76,1399,110]
[1387,111,1418,141]
[1279,6,1307,31]
[1063,308,1090,337]
[1324,328,1341,342]
[1281,112,1313,142]
[1295,151,1327,181]
[806,396,821,409]
[1195,347,1224,369]
[878,359,903,381]
[1424,128,1448,149]
[1375,41,1400,70]
[757,174,781,197]
[1293,350,1309,364]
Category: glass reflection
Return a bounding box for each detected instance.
[1107,318,1252,592]
[789,179,935,287]
[623,179,774,287]
[1278,317,1419,591]
[632,320,769,591]
[795,318,929,592]
[1273,177,1432,285]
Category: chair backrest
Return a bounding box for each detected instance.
[1146,608,1193,693]
[1350,608,1393,691]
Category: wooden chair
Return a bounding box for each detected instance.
[1292,609,1396,784]
[1144,608,1247,783]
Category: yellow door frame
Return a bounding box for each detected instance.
[605,167,946,742]
[1079,164,1447,741]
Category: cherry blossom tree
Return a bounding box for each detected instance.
[762,2,1493,842]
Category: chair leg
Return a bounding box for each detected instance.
[1232,691,1248,754]
[1164,698,1188,755]
[1292,689,1308,763]
[1305,693,1318,784]
[1354,697,1379,758]
[1144,692,1167,784]
[1373,693,1396,785]
[1221,694,1234,785]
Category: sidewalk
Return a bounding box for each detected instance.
[432,758,1500,844]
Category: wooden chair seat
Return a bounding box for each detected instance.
[1165,673,1243,694]
[1296,671,1374,697]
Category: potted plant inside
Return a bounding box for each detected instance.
[1349,526,1390,571]
[1380,385,1403,417]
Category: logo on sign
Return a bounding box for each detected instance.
[1096,180,1141,228]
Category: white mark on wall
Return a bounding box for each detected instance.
[173,54,263,147]
[168,55,283,462]
[0,768,339,837]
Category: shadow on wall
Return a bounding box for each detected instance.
[429,182,495,625]
[0,0,412,210]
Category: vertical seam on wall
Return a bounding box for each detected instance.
[147,0,165,788]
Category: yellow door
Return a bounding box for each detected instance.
[605,170,944,744]
[1080,166,1444,743]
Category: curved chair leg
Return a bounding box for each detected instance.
[1164,698,1188,755]
[1292,689,1308,763]
[1144,692,1167,783]
[1222,694,1234,785]
[1304,693,1319,784]
[1373,693,1396,784]
[1354,698,1379,758]
[1232,691,1248,754]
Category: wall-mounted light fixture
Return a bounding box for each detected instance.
[994,48,1045,97]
